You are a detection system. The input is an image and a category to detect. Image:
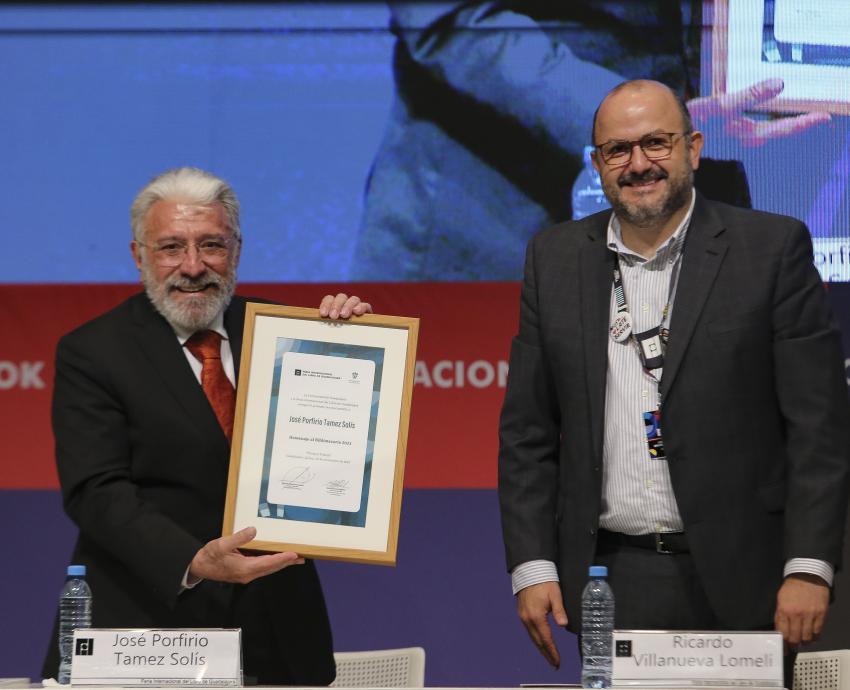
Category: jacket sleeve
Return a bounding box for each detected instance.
[52,332,203,608]
[771,221,850,567]
[387,1,621,157]
[498,233,562,570]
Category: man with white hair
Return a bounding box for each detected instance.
[43,167,369,685]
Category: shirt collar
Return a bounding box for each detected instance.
[606,188,696,266]
[172,310,228,345]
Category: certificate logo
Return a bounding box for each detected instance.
[294,369,302,376]
[615,640,632,657]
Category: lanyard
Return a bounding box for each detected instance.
[609,252,684,388]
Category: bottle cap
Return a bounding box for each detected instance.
[588,565,608,577]
[67,565,86,577]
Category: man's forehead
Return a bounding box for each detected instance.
[157,199,223,217]
[177,202,215,214]
[147,199,227,229]
[596,86,682,140]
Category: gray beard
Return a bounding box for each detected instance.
[141,262,236,332]
[612,178,692,228]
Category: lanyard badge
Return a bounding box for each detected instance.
[609,260,677,372]
[634,325,664,370]
[643,409,666,460]
[609,312,632,342]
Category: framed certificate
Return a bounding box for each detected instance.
[712,0,850,115]
[223,304,419,565]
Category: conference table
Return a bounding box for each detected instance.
[1,682,794,690]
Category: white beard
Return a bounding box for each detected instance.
[141,261,236,331]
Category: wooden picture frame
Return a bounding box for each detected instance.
[223,304,419,565]
[711,0,850,115]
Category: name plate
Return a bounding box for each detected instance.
[70,629,242,686]
[612,630,783,687]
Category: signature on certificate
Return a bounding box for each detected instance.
[324,480,351,497]
[280,466,315,489]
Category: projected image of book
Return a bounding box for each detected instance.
[717,0,850,114]
[762,0,850,67]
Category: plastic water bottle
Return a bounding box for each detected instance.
[58,565,92,684]
[581,565,615,688]
[572,145,611,220]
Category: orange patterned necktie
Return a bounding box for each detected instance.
[184,330,235,442]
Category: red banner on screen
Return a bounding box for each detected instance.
[0,282,520,489]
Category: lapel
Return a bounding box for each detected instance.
[578,215,616,463]
[127,294,225,442]
[660,194,728,400]
[223,296,247,383]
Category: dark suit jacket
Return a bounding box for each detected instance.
[43,293,335,685]
[498,194,850,631]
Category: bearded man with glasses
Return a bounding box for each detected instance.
[43,167,370,685]
[498,80,850,684]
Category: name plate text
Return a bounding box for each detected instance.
[612,630,783,687]
[70,629,242,686]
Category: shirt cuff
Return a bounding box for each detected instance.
[784,558,834,587]
[179,565,203,593]
[511,559,559,595]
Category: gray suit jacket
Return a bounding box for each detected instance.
[498,194,850,630]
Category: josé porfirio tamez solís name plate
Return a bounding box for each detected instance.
[611,630,783,687]
[223,304,419,565]
[69,629,242,686]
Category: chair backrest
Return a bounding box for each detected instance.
[794,650,850,690]
[330,647,426,688]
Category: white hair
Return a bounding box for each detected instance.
[130,167,241,242]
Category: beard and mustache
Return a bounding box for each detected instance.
[141,260,236,332]
[603,164,693,228]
